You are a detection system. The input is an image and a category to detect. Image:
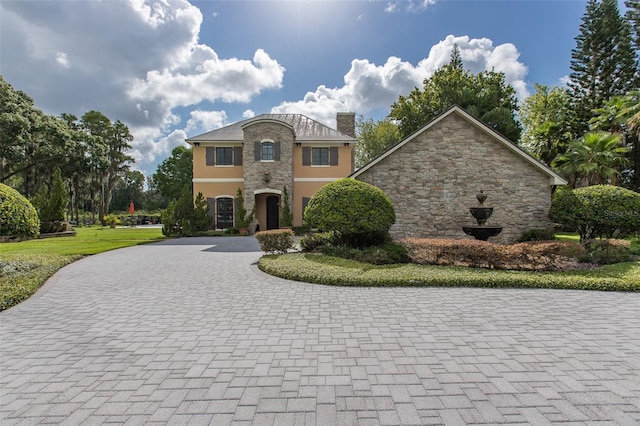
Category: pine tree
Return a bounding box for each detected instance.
[626,0,640,52]
[569,0,639,136]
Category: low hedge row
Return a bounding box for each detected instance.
[258,253,639,291]
[400,238,586,271]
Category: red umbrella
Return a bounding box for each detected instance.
[129,202,135,215]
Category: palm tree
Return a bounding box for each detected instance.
[553,131,629,187]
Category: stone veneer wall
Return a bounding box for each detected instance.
[242,121,295,228]
[355,112,555,243]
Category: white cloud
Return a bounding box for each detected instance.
[272,35,529,126]
[0,0,285,174]
[243,110,256,119]
[385,0,436,13]
[185,110,228,133]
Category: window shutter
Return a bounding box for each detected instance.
[234,147,243,166]
[254,142,261,161]
[330,147,339,166]
[302,147,311,166]
[274,141,281,161]
[206,147,214,165]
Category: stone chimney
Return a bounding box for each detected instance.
[336,112,356,138]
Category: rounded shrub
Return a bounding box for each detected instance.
[0,184,40,239]
[550,185,640,241]
[304,178,395,248]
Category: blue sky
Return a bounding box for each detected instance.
[0,0,595,177]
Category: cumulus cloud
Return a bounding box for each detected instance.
[272,35,528,127]
[243,110,256,119]
[0,0,284,174]
[185,110,228,133]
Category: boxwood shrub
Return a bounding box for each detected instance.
[304,178,395,248]
[255,229,295,254]
[0,184,40,239]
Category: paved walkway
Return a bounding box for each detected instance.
[1,237,639,425]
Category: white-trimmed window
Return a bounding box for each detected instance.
[205,146,242,166]
[302,146,338,166]
[261,141,274,161]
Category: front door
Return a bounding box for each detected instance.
[266,195,279,230]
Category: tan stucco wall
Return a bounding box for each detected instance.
[355,112,555,243]
[293,145,354,178]
[192,144,244,179]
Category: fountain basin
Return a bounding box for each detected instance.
[462,226,503,241]
[469,207,494,226]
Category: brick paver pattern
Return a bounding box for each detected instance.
[1,237,639,425]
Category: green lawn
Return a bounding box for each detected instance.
[0,226,165,311]
[1,226,165,256]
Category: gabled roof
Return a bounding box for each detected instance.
[186,113,356,143]
[351,106,567,186]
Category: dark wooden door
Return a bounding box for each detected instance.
[266,195,279,230]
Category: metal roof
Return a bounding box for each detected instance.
[186,114,356,143]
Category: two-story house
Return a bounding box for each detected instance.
[186,113,356,231]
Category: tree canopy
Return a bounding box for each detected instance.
[389,47,521,142]
[355,117,401,168]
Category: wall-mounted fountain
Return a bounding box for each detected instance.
[462,190,503,241]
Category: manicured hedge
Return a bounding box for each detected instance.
[255,229,295,254]
[258,253,639,292]
[400,238,586,271]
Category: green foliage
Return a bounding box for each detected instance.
[192,192,212,232]
[279,186,293,228]
[355,117,401,168]
[0,184,39,239]
[517,228,557,242]
[32,168,69,234]
[550,185,640,241]
[389,49,521,141]
[569,0,638,136]
[255,229,295,254]
[103,214,121,226]
[304,178,395,248]
[0,254,80,311]
[151,146,193,201]
[583,239,634,264]
[258,253,639,291]
[234,188,253,229]
[553,131,629,187]
[300,232,334,252]
[320,242,410,265]
[292,224,311,236]
[520,84,576,166]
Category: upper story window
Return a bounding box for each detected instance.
[216,147,233,165]
[206,146,242,167]
[312,147,329,166]
[302,146,339,167]
[254,141,280,161]
[261,142,274,161]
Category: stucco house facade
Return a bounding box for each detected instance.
[186,113,356,231]
[351,106,567,243]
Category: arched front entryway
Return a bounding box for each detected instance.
[253,189,282,232]
[266,195,279,230]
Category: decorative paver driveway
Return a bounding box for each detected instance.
[1,237,639,425]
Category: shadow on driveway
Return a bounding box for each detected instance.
[152,236,262,252]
